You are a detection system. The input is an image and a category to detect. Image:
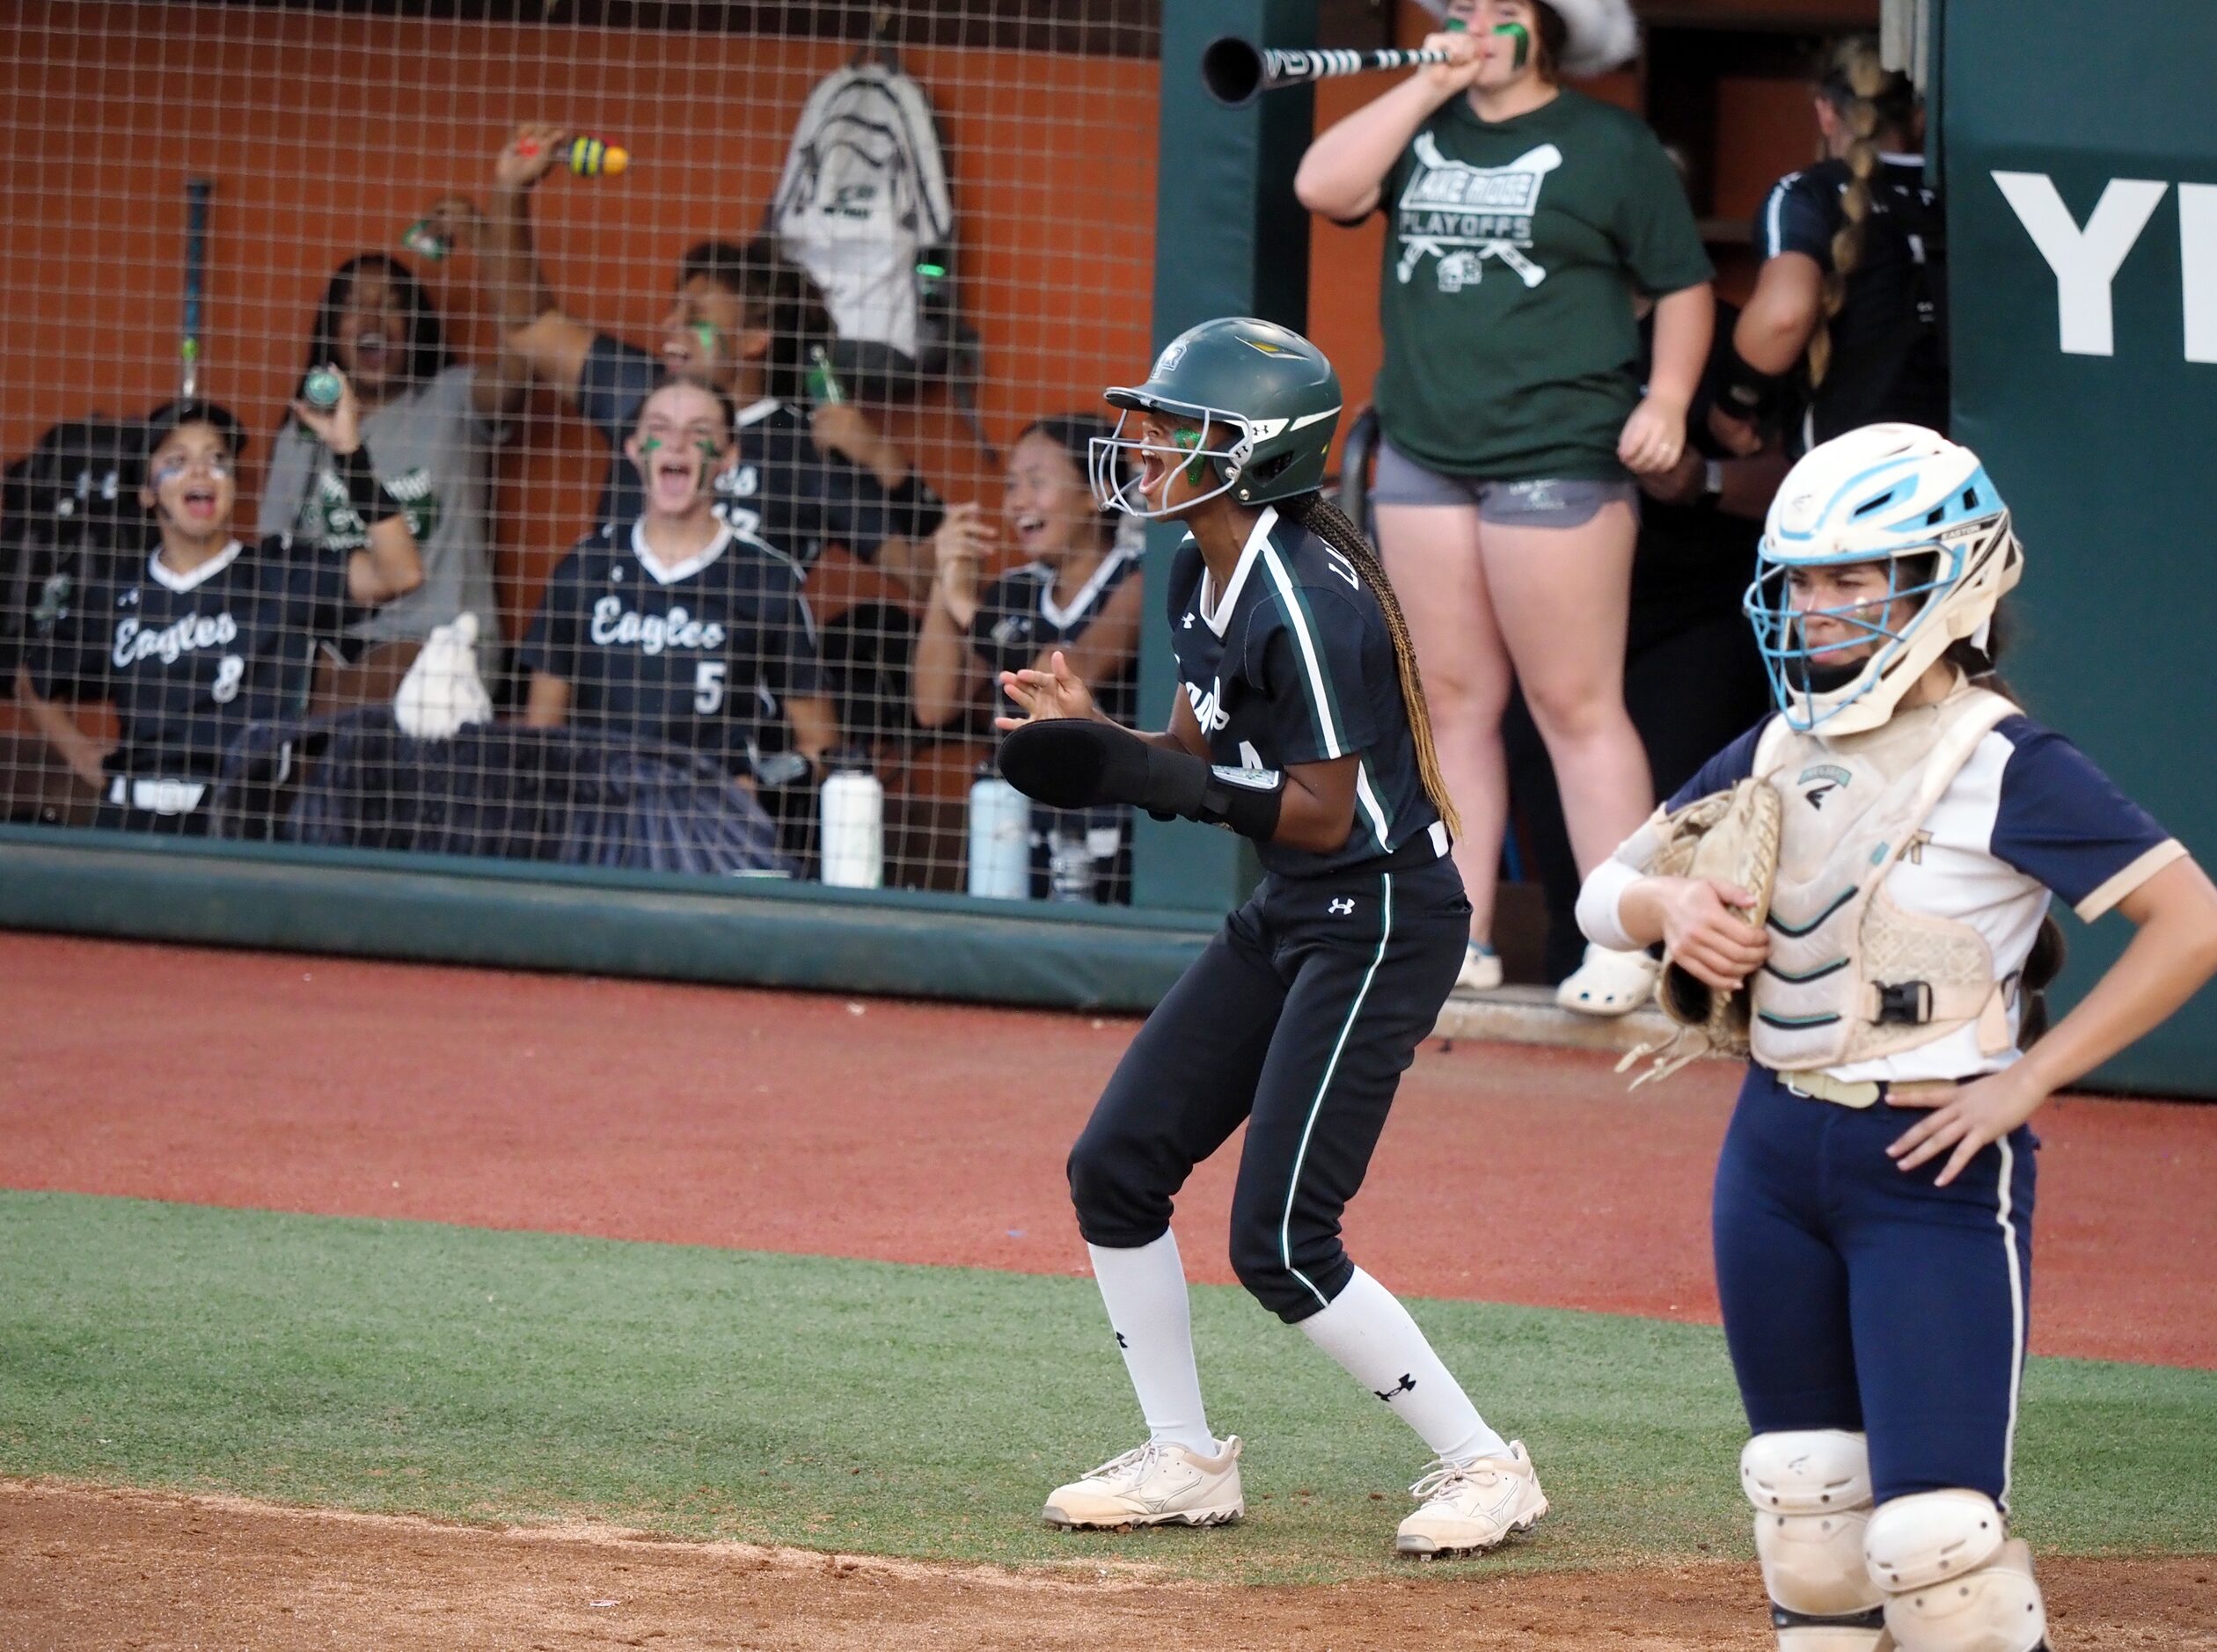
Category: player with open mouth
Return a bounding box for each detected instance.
[519,377,838,805]
[17,376,423,835]
[995,318,1548,1558]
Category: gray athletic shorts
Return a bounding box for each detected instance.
[1371,435,1637,528]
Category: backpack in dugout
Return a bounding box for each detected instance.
[0,416,148,682]
[771,48,986,440]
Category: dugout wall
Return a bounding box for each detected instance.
[1943,0,2217,1095]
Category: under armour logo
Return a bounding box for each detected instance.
[1116,1332,1129,1349]
[1804,783,1838,810]
[1373,1373,1416,1402]
[1328,897,1355,916]
[1181,611,1196,629]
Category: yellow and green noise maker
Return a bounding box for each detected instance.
[515,135,630,177]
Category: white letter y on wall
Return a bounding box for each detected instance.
[1993,172,2168,355]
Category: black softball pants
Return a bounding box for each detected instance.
[1068,853,1468,1323]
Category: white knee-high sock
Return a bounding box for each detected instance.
[1087,1232,1216,1456]
[1297,1268,1509,1464]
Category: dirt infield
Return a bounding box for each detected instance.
[5,933,2214,1368]
[4,1480,2211,1652]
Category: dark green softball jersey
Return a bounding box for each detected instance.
[1371,88,1713,481]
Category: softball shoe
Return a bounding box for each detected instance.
[1043,1436,1245,1530]
[1555,942,1660,1016]
[1396,1441,1549,1556]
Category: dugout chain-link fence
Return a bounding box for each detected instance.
[0,0,1169,921]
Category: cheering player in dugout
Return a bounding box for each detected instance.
[478,124,943,587]
[16,383,422,835]
[995,319,1548,1557]
[519,377,837,785]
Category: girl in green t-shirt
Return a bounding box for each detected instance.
[1298,0,1714,1017]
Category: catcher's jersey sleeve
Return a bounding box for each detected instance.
[1985,715,2181,921]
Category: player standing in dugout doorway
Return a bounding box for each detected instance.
[1712,35,1948,459]
[1296,0,1717,1020]
[993,318,1548,1558]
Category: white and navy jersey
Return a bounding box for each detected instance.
[577,337,941,567]
[24,536,346,780]
[1755,155,1949,451]
[518,521,825,778]
[1673,710,2184,1081]
[971,547,1141,732]
[1167,507,1445,880]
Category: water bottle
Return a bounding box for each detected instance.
[818,768,883,888]
[967,776,1030,900]
[303,366,344,412]
[1048,829,1096,903]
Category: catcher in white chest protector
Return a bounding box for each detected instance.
[1578,423,2217,1652]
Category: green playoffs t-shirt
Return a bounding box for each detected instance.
[1372,88,1713,481]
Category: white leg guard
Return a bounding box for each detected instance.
[1864,1491,2048,1652]
[1742,1431,1887,1651]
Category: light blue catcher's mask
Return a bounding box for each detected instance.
[1744,458,2013,735]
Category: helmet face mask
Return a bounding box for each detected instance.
[1745,546,1968,727]
[1089,403,1253,520]
[1748,424,2024,735]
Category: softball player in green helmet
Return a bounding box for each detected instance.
[995,317,1548,1556]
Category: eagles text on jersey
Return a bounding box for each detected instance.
[519,520,824,778]
[26,536,346,781]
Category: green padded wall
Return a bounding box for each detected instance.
[1944,0,2216,1094]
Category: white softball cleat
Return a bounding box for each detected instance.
[1043,1436,1246,1530]
[1555,942,1661,1017]
[1396,1441,1549,1556]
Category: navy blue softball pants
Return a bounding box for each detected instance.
[1714,1066,2038,1506]
[1068,854,1467,1323]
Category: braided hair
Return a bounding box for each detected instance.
[1809,37,1918,390]
[1277,491,1462,839]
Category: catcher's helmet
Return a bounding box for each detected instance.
[1745,423,2023,735]
[1091,318,1343,518]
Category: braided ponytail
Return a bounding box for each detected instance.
[1277,492,1462,839]
[1810,37,1917,388]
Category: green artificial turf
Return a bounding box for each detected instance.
[2,1191,2211,1584]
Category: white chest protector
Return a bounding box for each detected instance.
[1750,685,2017,1072]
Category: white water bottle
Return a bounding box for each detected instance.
[818,768,883,888]
[967,776,1031,900]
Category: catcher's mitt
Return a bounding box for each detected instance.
[1616,777,1782,1088]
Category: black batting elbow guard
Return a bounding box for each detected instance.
[999,719,1284,842]
[1190,761,1284,840]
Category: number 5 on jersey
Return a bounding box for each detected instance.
[694,661,727,714]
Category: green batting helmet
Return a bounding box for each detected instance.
[1090,317,1343,516]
